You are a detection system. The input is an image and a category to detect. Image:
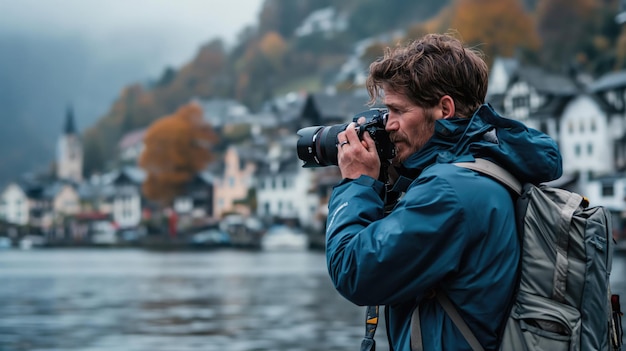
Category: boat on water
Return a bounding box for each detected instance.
[261,225,309,251]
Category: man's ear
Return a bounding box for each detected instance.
[439,95,455,119]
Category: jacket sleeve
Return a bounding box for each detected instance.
[325,172,469,306]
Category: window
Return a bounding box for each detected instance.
[264,202,270,215]
[602,183,614,197]
[588,143,593,155]
[512,95,529,109]
[575,144,581,156]
[555,121,560,134]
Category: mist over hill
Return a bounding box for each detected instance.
[0,32,170,183]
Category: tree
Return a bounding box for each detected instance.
[139,102,218,205]
[259,31,288,72]
[535,0,599,71]
[449,0,540,66]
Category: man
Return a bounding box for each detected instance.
[326,33,562,350]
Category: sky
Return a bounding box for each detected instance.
[0,0,265,77]
[0,0,265,181]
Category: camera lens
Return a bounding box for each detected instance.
[296,123,348,167]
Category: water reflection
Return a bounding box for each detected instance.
[0,249,388,351]
[1,249,624,351]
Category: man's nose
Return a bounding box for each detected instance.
[385,114,398,131]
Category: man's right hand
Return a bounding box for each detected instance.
[336,122,381,180]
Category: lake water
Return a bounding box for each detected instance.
[0,248,624,351]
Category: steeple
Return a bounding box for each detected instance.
[57,104,83,182]
[64,104,76,135]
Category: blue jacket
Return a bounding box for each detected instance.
[325,105,562,350]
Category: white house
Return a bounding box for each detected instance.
[255,139,320,229]
[109,167,145,229]
[0,183,29,225]
[494,65,626,239]
[588,70,626,171]
[584,174,626,240]
[501,66,578,142]
[585,174,626,210]
[559,94,614,176]
[487,56,519,99]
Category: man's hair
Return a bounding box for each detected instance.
[366,33,488,118]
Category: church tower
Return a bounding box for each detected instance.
[57,105,83,182]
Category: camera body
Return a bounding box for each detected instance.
[296,108,396,168]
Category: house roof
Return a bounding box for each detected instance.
[196,172,215,184]
[12,178,79,201]
[256,150,300,176]
[77,180,116,200]
[118,128,146,149]
[196,97,250,127]
[42,182,71,199]
[531,96,573,120]
[110,166,146,185]
[498,57,519,77]
[514,67,579,96]
[589,70,626,92]
[300,91,374,125]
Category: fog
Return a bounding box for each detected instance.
[0,0,263,182]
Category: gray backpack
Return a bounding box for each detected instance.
[420,159,623,351]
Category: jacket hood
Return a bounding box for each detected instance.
[399,104,563,184]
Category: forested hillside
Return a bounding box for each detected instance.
[80,0,624,176]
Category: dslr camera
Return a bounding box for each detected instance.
[296,108,396,168]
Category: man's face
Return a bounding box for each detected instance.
[383,88,437,163]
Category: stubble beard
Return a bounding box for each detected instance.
[390,110,437,164]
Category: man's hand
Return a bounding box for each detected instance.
[336,122,381,180]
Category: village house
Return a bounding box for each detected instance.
[0,182,29,226]
[7,55,626,247]
[211,145,257,219]
[487,57,626,240]
[117,128,146,166]
[255,137,319,230]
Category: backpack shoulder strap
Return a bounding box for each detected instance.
[407,158,519,351]
[454,158,522,196]
[410,292,486,351]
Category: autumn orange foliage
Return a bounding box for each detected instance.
[448,0,540,65]
[139,102,218,204]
